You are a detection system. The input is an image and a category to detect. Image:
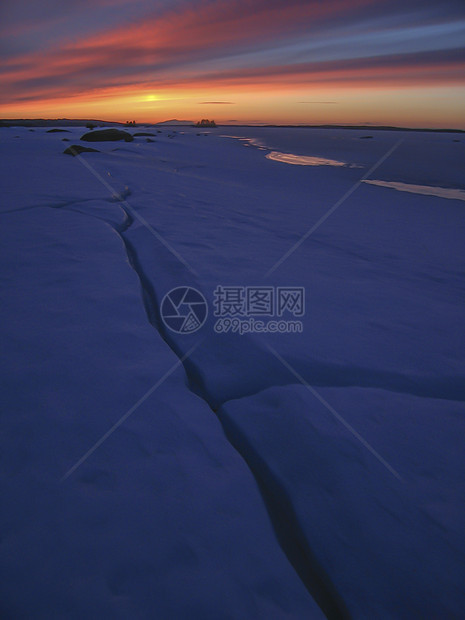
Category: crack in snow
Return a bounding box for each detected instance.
[53,199,344,617]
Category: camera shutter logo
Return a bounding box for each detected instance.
[161,287,208,334]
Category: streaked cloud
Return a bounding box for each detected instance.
[0,0,464,125]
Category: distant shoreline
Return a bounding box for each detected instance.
[0,119,464,133]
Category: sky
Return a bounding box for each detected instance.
[1,0,464,127]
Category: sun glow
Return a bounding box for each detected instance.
[1,0,464,127]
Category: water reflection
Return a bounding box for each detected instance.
[363,180,465,201]
[221,135,351,167]
[221,136,266,149]
[266,151,347,167]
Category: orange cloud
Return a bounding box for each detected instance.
[1,0,464,127]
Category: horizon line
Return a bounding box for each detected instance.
[1,118,464,133]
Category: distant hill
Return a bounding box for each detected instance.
[259,124,465,133]
[0,119,124,128]
[155,119,195,126]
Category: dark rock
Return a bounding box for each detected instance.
[146,138,155,143]
[64,145,100,156]
[360,135,373,139]
[62,138,70,142]
[47,128,70,133]
[80,129,134,142]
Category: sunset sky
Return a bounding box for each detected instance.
[1,0,464,127]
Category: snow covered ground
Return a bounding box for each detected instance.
[1,125,464,618]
